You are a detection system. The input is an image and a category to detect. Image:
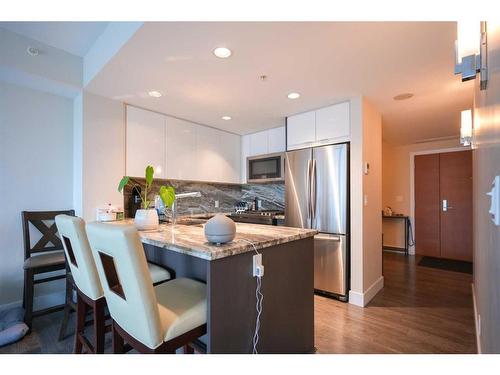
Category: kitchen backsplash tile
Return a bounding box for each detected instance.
[123,178,284,217]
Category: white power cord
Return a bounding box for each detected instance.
[239,238,264,354]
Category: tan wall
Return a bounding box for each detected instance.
[382,138,462,250]
[362,98,383,291]
[349,96,384,305]
[472,22,500,353]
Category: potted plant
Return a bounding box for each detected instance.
[118,165,175,230]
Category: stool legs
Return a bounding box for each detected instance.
[93,298,105,354]
[23,269,34,330]
[112,321,125,354]
[58,275,74,341]
[74,292,88,354]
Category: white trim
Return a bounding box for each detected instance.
[348,290,364,307]
[348,276,384,307]
[471,283,482,354]
[409,146,471,255]
[0,291,65,313]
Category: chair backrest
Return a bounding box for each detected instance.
[86,222,163,349]
[21,210,75,260]
[55,215,103,301]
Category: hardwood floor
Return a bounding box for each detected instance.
[315,252,476,353]
[0,252,476,354]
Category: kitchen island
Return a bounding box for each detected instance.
[124,219,317,353]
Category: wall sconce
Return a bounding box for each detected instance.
[460,109,473,146]
[454,21,488,90]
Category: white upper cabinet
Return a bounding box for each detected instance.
[315,101,350,144]
[166,116,198,181]
[196,125,220,182]
[126,106,241,184]
[249,130,269,156]
[126,106,166,178]
[268,126,286,153]
[286,101,350,150]
[286,111,316,149]
[218,131,241,183]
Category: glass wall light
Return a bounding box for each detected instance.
[460,109,473,146]
[455,21,488,90]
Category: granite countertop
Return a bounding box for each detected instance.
[114,219,317,261]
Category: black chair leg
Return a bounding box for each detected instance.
[24,269,34,330]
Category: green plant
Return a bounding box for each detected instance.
[118,165,175,209]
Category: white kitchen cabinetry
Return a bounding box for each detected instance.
[166,116,198,180]
[249,130,269,156]
[218,131,241,183]
[196,125,220,182]
[126,106,241,184]
[126,106,166,178]
[286,111,316,149]
[268,126,286,153]
[315,101,350,144]
[286,101,350,150]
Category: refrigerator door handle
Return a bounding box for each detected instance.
[307,160,310,220]
[311,159,317,225]
[316,233,341,241]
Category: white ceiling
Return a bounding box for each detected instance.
[0,22,108,57]
[10,21,472,145]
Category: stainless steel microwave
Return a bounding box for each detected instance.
[247,152,285,183]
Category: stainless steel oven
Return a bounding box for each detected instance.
[247,152,285,183]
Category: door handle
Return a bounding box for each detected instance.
[442,199,454,211]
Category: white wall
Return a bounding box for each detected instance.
[73,91,125,221]
[472,21,500,354]
[0,81,73,309]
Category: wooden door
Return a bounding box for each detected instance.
[415,154,441,257]
[439,151,473,261]
[414,150,473,261]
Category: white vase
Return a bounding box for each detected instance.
[134,209,159,231]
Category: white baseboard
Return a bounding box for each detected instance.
[471,283,482,354]
[349,276,384,307]
[0,291,65,313]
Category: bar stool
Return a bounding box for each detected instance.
[21,210,75,330]
[55,215,172,353]
[86,222,207,354]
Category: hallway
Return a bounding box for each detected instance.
[315,252,476,353]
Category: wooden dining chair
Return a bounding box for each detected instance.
[21,210,75,330]
[86,222,207,354]
[55,215,173,353]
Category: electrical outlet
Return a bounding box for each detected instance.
[253,254,264,277]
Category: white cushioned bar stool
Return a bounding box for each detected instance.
[55,215,172,353]
[86,222,207,354]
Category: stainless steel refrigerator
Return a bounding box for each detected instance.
[285,143,349,301]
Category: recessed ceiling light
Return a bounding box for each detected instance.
[393,93,414,101]
[213,47,232,59]
[287,92,300,99]
[221,116,232,121]
[148,91,162,98]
